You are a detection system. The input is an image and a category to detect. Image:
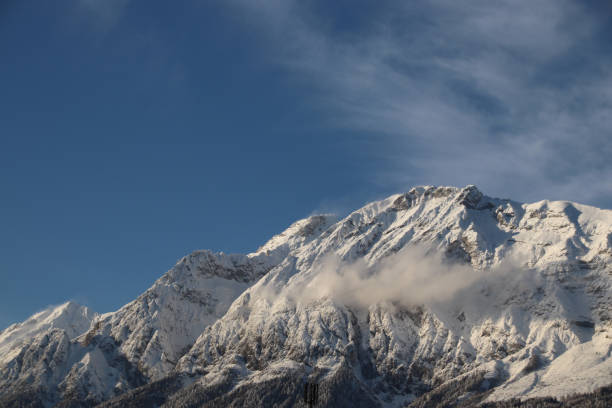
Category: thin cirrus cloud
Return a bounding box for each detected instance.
[229,0,612,207]
[75,0,130,31]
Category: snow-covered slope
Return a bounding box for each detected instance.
[83,250,278,381]
[1,185,611,407]
[0,302,96,367]
[0,302,97,406]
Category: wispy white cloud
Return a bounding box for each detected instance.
[75,0,129,32]
[229,0,612,207]
[258,246,539,311]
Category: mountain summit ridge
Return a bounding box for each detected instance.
[1,185,611,407]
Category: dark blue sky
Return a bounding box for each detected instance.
[1,0,611,328]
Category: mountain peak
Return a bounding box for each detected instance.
[0,301,96,366]
[456,184,485,208]
[387,184,485,212]
[253,214,337,260]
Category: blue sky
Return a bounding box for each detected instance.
[1,0,611,328]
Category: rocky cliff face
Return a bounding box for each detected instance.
[1,185,610,407]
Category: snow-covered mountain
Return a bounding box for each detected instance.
[0,301,96,367]
[0,250,280,406]
[1,185,611,407]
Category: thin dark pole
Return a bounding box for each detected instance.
[304,382,318,407]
